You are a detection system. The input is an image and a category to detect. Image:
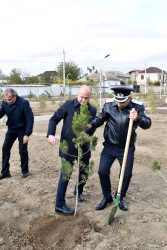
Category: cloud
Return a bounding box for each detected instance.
[0,0,167,75]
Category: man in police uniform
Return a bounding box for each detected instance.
[87,86,151,211]
[47,85,96,215]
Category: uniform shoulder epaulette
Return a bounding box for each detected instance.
[105,98,114,103]
[131,99,143,105]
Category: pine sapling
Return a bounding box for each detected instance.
[151,160,167,184]
[60,101,98,215]
[147,87,157,113]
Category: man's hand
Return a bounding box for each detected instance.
[23,135,29,144]
[84,133,89,139]
[48,136,56,146]
[130,109,138,121]
[86,124,92,130]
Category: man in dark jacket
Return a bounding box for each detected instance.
[87,86,151,211]
[47,85,96,215]
[0,88,34,179]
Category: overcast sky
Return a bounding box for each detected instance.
[1,0,167,76]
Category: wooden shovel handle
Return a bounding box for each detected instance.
[117,108,135,194]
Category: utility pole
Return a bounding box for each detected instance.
[160,70,163,99]
[67,73,70,96]
[63,49,65,96]
[99,54,110,111]
[145,60,147,94]
[100,69,102,111]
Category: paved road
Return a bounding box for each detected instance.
[34,114,52,121]
[34,107,167,121]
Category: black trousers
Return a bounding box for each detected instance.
[56,157,89,208]
[1,131,29,175]
[98,143,135,200]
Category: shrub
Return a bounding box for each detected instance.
[27,91,37,99]
[0,89,4,106]
[151,160,161,171]
[148,80,160,86]
[39,95,47,110]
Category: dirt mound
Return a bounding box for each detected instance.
[24,214,100,249]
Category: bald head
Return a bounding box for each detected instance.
[77,85,92,104]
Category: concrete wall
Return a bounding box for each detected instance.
[0,84,166,97]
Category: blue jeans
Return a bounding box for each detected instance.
[98,143,135,200]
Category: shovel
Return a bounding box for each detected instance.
[108,108,135,224]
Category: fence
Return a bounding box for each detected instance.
[0,84,166,97]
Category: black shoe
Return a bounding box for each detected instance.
[96,197,113,210]
[0,173,11,180]
[74,191,84,202]
[55,205,75,215]
[119,198,128,211]
[78,193,84,202]
[22,172,29,178]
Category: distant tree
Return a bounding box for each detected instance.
[0,69,8,81]
[39,73,54,85]
[87,66,96,74]
[21,71,30,82]
[56,60,82,81]
[87,67,92,73]
[8,69,23,84]
[26,76,39,84]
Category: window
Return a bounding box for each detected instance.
[141,75,144,80]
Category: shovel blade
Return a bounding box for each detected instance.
[108,194,120,225]
[108,205,118,224]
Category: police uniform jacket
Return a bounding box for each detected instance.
[0,96,34,136]
[89,98,151,148]
[47,98,97,161]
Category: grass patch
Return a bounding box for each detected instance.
[150,160,161,171]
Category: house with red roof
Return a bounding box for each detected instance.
[136,67,167,85]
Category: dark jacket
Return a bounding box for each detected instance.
[47,98,97,161]
[89,98,151,148]
[0,96,34,136]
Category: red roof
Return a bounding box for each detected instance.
[140,67,163,74]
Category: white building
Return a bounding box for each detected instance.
[136,67,167,85]
[78,71,121,87]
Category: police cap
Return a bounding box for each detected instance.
[111,86,134,102]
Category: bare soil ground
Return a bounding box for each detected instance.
[0,98,167,250]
